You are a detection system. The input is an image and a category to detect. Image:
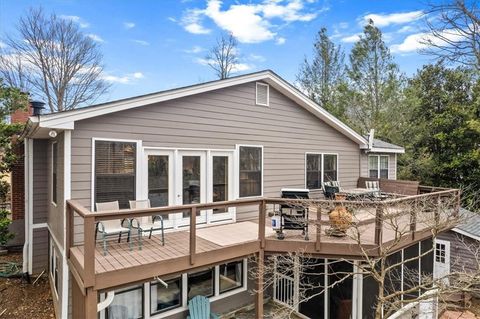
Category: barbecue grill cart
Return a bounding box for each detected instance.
[272,188,309,240]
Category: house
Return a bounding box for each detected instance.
[20,70,458,319]
[436,209,480,282]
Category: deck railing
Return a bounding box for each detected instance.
[66,186,461,289]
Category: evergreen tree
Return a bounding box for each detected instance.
[346,20,405,140]
[297,28,347,120]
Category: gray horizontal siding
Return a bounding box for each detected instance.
[71,81,361,239]
[437,230,479,274]
[33,140,48,224]
[32,227,48,274]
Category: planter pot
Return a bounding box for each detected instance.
[328,205,353,233]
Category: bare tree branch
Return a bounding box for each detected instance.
[206,33,239,80]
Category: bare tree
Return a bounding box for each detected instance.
[206,33,239,80]
[0,7,110,112]
[422,0,480,70]
[249,190,479,319]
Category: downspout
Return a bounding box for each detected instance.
[97,291,115,312]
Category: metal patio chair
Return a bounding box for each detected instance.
[95,201,132,255]
[129,199,165,250]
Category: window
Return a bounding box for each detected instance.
[107,285,143,319]
[239,146,262,197]
[219,261,243,293]
[148,155,169,207]
[435,243,446,263]
[256,82,269,106]
[52,142,58,205]
[188,268,215,299]
[49,240,59,296]
[94,140,136,209]
[306,153,338,189]
[369,155,389,179]
[150,277,182,315]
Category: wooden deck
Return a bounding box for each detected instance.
[66,188,460,294]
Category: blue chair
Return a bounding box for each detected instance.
[187,296,219,319]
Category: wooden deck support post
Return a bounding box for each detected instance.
[84,215,96,288]
[85,287,97,319]
[410,199,417,240]
[374,204,384,248]
[190,207,196,265]
[258,200,266,249]
[255,249,265,319]
[66,202,73,259]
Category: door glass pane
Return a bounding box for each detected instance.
[148,155,169,207]
[182,156,201,205]
[323,154,337,182]
[213,156,228,214]
[306,154,322,189]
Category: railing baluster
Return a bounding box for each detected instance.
[66,202,73,259]
[190,207,196,265]
[410,198,417,240]
[316,206,322,251]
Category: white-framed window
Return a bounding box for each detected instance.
[305,153,338,189]
[238,145,263,198]
[150,276,182,315]
[106,285,144,319]
[49,239,59,297]
[368,155,389,179]
[94,140,137,209]
[51,141,58,205]
[255,82,269,106]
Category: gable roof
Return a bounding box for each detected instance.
[361,137,405,154]
[453,208,480,241]
[26,70,368,146]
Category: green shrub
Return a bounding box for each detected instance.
[0,209,13,246]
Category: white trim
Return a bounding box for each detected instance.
[51,141,58,206]
[367,147,405,154]
[32,223,48,229]
[61,130,71,319]
[27,138,34,274]
[47,224,65,255]
[452,227,480,242]
[304,152,340,190]
[255,82,269,106]
[23,138,31,273]
[236,144,264,199]
[30,71,367,146]
[394,153,397,180]
[91,137,142,210]
[49,238,60,300]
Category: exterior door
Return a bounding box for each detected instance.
[176,151,207,226]
[434,239,450,284]
[207,151,234,222]
[143,150,175,228]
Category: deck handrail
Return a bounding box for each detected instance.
[65,187,461,290]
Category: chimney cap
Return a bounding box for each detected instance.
[30,101,46,116]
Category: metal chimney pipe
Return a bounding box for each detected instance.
[30,101,46,116]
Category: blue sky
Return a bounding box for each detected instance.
[0,0,438,103]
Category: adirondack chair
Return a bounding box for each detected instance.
[187,296,219,319]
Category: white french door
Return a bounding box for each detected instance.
[207,151,235,223]
[176,151,207,226]
[142,149,176,228]
[143,148,235,228]
[434,239,450,285]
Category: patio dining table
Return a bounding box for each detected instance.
[339,188,378,199]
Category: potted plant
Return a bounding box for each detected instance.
[326,200,353,237]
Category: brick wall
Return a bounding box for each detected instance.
[10,144,24,220]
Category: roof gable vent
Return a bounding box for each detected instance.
[256,82,269,106]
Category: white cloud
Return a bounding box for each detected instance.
[124,22,135,29]
[181,0,320,43]
[249,54,266,62]
[132,39,150,46]
[397,25,415,33]
[341,33,361,43]
[0,41,7,48]
[361,10,424,27]
[338,22,349,29]
[87,34,104,42]
[181,8,212,34]
[167,17,177,22]
[194,57,253,73]
[184,45,205,54]
[59,15,90,28]
[275,37,286,45]
[391,29,465,53]
[102,72,144,84]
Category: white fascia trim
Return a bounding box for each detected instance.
[32,223,48,229]
[27,138,34,274]
[364,147,405,154]
[452,227,480,242]
[33,71,367,146]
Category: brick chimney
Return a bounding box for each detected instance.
[10,102,33,124]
